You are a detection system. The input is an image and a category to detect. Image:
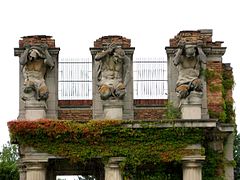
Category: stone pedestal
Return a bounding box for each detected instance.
[25,162,47,180]
[182,161,202,180]
[25,100,47,120]
[105,157,124,180]
[180,91,202,119]
[103,100,123,119]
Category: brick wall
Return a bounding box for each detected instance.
[134,108,166,120]
[19,35,56,48]
[58,99,167,120]
[207,61,224,114]
[58,109,92,121]
[59,100,92,107]
[169,29,222,47]
[94,35,131,48]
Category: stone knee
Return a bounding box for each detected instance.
[23,80,35,93]
[39,85,49,100]
[99,85,111,100]
[115,83,126,99]
[192,79,203,92]
[176,84,190,98]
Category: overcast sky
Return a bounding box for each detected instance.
[0,0,239,146]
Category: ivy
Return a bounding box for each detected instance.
[206,64,235,124]
[8,119,204,177]
[165,102,181,119]
[202,146,225,180]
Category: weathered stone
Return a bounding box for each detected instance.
[90,36,134,120]
[105,157,125,180]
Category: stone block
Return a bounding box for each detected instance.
[104,107,123,120]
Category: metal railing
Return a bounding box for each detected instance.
[58,58,167,100]
[133,58,167,99]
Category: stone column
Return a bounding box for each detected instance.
[25,162,47,180]
[182,146,205,180]
[182,161,202,180]
[14,35,60,119]
[90,36,135,120]
[105,157,124,180]
[224,132,234,180]
[18,163,26,180]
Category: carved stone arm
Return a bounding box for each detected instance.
[123,55,131,87]
[173,48,183,66]
[44,49,54,68]
[94,50,109,61]
[197,47,207,64]
[19,48,30,65]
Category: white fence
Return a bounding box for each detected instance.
[58,58,167,100]
[133,58,167,99]
[58,58,92,100]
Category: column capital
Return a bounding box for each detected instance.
[182,160,203,168]
[105,157,125,168]
[25,161,47,171]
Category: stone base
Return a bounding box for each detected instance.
[103,100,123,119]
[181,104,201,119]
[180,91,202,119]
[25,100,47,120]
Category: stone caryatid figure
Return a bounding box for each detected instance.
[20,44,54,101]
[95,43,130,100]
[173,41,207,99]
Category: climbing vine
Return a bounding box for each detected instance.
[8,119,204,177]
[206,66,235,123]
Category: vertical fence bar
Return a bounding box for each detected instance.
[58,58,167,100]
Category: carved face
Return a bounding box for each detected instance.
[114,48,125,59]
[185,45,196,58]
[28,49,43,61]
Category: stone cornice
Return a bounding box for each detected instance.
[165,47,226,56]
[89,47,135,56]
[14,48,60,56]
[123,119,218,128]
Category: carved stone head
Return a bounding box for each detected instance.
[184,45,196,58]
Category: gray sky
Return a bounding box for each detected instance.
[0,0,239,146]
